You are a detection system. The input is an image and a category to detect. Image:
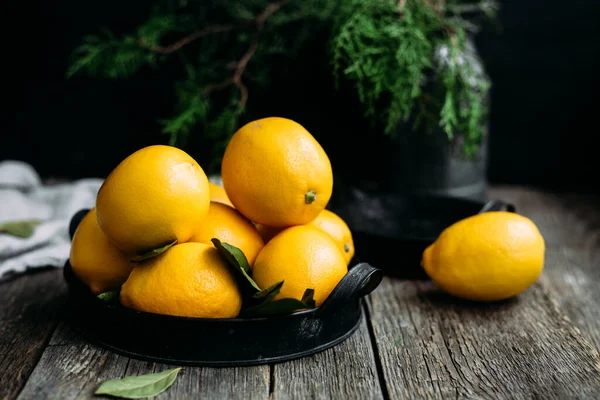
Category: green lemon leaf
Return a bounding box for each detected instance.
[301,288,316,309]
[211,238,316,317]
[242,281,285,313]
[242,287,316,317]
[211,238,252,274]
[130,239,177,264]
[97,290,119,303]
[0,220,42,238]
[252,281,283,301]
[95,367,182,399]
[212,238,260,292]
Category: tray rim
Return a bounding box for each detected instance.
[62,259,377,366]
[65,299,365,367]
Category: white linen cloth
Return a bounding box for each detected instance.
[0,160,102,280]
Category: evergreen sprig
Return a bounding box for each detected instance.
[66,0,497,170]
[66,0,334,172]
[66,30,161,80]
[330,0,496,156]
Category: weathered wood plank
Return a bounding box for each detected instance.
[367,277,600,399]
[271,312,384,400]
[541,248,600,352]
[0,269,64,400]
[16,321,130,400]
[489,186,600,350]
[17,320,270,400]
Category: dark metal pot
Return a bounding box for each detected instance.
[377,126,489,202]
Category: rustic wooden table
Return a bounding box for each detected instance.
[2,186,600,400]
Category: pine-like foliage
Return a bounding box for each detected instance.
[66,0,336,171]
[67,0,497,170]
[330,0,497,156]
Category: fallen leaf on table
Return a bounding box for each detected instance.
[95,367,182,399]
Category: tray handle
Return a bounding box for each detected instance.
[478,199,516,214]
[69,208,91,240]
[316,262,383,316]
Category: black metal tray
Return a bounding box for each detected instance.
[328,187,515,279]
[64,210,383,367]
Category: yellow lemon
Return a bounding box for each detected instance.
[310,209,355,265]
[120,242,242,318]
[257,209,355,265]
[221,117,333,228]
[422,211,545,302]
[252,225,348,306]
[255,223,283,244]
[189,201,264,267]
[69,208,134,295]
[96,145,210,255]
[209,181,234,208]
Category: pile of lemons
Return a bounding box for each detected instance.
[70,117,354,318]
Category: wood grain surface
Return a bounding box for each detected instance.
[271,314,384,400]
[0,269,65,400]
[16,320,270,400]
[367,278,600,400]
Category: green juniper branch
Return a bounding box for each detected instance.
[66,0,496,170]
[330,0,496,156]
[66,0,335,172]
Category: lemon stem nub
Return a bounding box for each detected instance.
[305,190,317,204]
[344,243,351,253]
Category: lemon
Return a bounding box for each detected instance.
[96,145,210,255]
[209,182,234,208]
[221,117,333,228]
[189,201,264,267]
[255,223,282,244]
[422,211,545,301]
[252,225,348,306]
[69,208,134,294]
[309,209,355,265]
[257,209,355,265]
[120,242,242,318]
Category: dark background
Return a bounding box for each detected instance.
[2,0,600,193]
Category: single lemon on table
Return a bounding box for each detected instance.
[221,117,333,228]
[120,242,242,318]
[209,181,234,208]
[189,201,264,267]
[421,211,545,302]
[96,145,211,255]
[70,208,134,295]
[257,209,355,265]
[252,225,348,306]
